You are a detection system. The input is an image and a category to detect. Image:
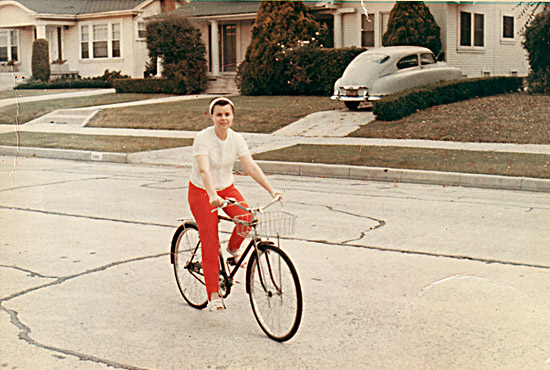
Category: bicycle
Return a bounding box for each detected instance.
[170,195,303,342]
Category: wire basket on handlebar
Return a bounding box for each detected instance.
[235,210,296,238]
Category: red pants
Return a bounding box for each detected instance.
[188,182,251,298]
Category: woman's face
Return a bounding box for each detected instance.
[211,104,234,131]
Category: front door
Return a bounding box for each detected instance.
[220,24,236,72]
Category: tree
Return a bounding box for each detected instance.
[382,1,442,56]
[146,15,207,94]
[522,9,550,93]
[31,39,50,81]
[237,0,329,95]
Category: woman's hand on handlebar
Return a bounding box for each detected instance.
[209,194,225,208]
[270,189,283,201]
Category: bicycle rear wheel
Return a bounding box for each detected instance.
[172,223,208,309]
[247,244,302,342]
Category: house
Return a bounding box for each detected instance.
[0,0,183,80]
[176,0,534,82]
[0,0,537,85]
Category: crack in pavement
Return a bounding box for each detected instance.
[289,201,386,244]
[0,205,176,229]
[0,177,110,193]
[1,253,167,370]
[0,303,152,370]
[0,264,58,279]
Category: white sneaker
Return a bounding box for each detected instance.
[207,297,225,312]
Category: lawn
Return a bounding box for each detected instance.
[350,93,550,144]
[0,132,193,153]
[87,95,343,133]
[253,144,550,179]
[0,89,89,99]
[0,93,174,124]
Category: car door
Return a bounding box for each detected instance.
[418,52,449,85]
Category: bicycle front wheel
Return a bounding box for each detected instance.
[247,244,302,342]
[172,223,208,309]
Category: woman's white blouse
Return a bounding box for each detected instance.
[190,126,250,190]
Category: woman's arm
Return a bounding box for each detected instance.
[239,154,281,198]
[195,154,224,207]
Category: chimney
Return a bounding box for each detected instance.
[160,0,180,13]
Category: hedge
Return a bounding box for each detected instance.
[112,78,186,94]
[15,70,128,90]
[373,76,524,121]
[16,79,109,89]
[238,46,365,96]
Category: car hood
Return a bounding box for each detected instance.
[338,53,392,89]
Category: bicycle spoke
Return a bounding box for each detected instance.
[248,245,302,342]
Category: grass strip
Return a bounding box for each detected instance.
[0,132,193,153]
[253,144,550,179]
[87,96,343,133]
[0,93,174,124]
[0,89,89,99]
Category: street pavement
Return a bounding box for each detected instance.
[0,88,549,193]
[1,156,549,369]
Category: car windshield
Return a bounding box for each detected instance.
[349,53,390,68]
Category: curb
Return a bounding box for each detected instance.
[0,145,128,163]
[2,146,549,193]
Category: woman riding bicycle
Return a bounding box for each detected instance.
[188,97,281,312]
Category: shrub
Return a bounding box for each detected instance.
[373,77,524,121]
[237,1,329,95]
[31,39,50,81]
[275,46,365,96]
[15,79,109,89]
[146,15,207,94]
[15,70,128,89]
[382,1,442,56]
[112,78,185,94]
[522,10,550,94]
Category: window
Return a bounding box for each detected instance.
[503,15,514,39]
[397,55,419,70]
[0,29,19,62]
[81,25,89,59]
[112,23,120,58]
[420,53,436,65]
[460,11,484,47]
[93,24,108,58]
[137,21,147,39]
[10,30,18,62]
[361,14,375,48]
[474,14,484,46]
[80,23,121,59]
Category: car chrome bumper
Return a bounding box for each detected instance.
[331,95,365,102]
[331,95,382,102]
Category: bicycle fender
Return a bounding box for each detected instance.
[245,240,275,295]
[170,221,198,265]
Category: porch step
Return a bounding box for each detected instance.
[205,76,239,95]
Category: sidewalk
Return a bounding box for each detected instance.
[1,90,549,192]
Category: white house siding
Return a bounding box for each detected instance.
[73,16,136,78]
[133,1,162,78]
[442,3,530,78]
[0,4,34,75]
[426,3,449,56]
[342,12,359,47]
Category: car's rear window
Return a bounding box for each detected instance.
[351,53,390,67]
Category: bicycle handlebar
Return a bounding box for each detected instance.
[211,194,282,214]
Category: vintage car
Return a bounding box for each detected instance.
[331,46,462,110]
